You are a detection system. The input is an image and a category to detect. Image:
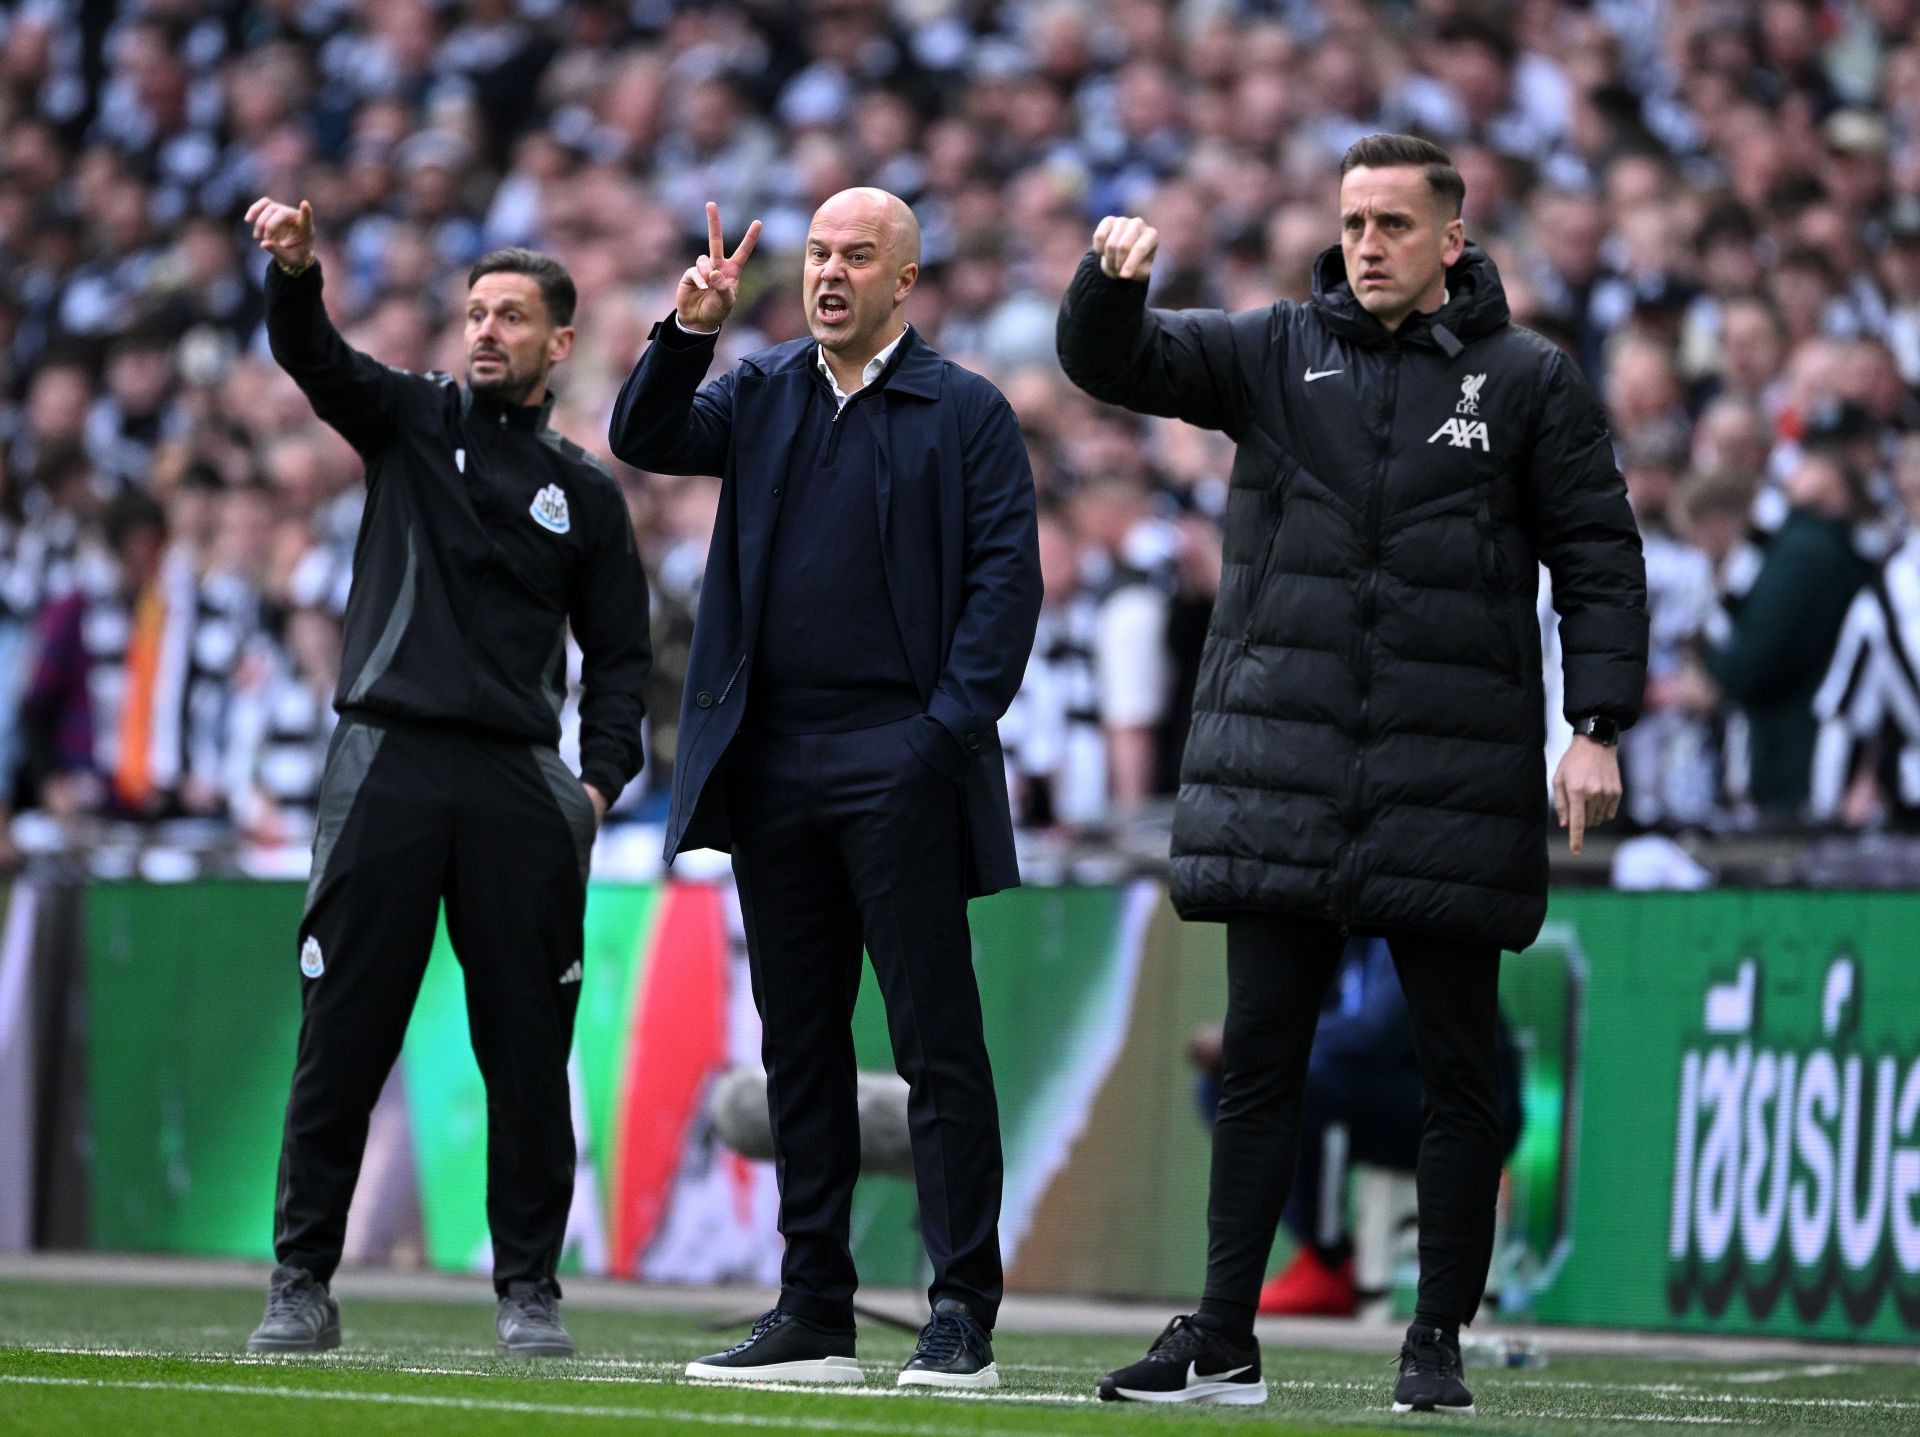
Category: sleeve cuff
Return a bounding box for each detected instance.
[580,760,629,808]
[265,255,320,286]
[908,713,970,782]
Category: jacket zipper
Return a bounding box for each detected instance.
[824,376,875,463]
[1337,346,1398,932]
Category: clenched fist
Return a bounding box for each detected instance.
[1092,215,1159,282]
[246,196,315,272]
[677,201,762,332]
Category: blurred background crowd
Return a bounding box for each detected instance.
[2,0,1919,876]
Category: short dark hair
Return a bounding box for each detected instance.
[467,248,576,327]
[1437,18,1517,68]
[103,486,167,551]
[1339,134,1467,219]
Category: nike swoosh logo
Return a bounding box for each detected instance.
[1304,367,1344,382]
[1187,1360,1252,1385]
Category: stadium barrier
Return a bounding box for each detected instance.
[0,874,1914,1342]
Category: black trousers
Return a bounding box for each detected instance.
[272,718,595,1294]
[1203,914,1505,1332]
[726,716,1004,1331]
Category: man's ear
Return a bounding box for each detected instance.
[1443,216,1466,265]
[549,325,576,365]
[895,262,919,305]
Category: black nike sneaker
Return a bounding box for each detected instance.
[898,1298,998,1390]
[1097,1315,1267,1405]
[1392,1324,1476,1414]
[684,1308,863,1384]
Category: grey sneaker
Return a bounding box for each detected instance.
[496,1282,574,1357]
[247,1264,340,1353]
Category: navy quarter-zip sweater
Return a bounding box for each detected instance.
[749,353,922,735]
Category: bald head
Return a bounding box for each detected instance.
[804,186,922,366]
[812,187,921,266]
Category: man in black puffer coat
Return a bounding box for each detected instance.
[1059,136,1647,1415]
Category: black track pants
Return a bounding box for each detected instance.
[1201,914,1505,1335]
[271,717,595,1294]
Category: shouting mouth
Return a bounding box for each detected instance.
[816,293,849,327]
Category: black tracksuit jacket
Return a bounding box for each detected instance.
[264,260,650,802]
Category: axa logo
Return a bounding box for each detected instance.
[1456,372,1487,415]
[530,484,571,534]
[1428,417,1491,450]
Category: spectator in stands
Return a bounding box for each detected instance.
[1813,434,1920,827]
[1622,439,1719,827]
[1882,208,1920,385]
[18,485,165,821]
[0,450,28,865]
[1002,502,1107,833]
[636,474,719,819]
[1066,465,1172,811]
[224,592,340,851]
[1689,452,1874,817]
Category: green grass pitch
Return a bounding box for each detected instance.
[2,1278,1916,1436]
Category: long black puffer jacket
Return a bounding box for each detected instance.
[1057,244,1648,952]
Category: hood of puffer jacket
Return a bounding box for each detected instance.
[1310,241,1511,355]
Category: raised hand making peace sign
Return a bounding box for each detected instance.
[677,202,762,333]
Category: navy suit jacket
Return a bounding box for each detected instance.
[609,320,1042,897]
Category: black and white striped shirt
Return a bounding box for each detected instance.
[1000,595,1107,829]
[1812,533,1920,820]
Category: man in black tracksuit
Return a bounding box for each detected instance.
[241,198,650,1357]
[1059,137,1647,1413]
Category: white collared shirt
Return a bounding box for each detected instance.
[671,316,909,412]
[817,325,909,412]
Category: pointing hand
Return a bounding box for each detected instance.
[245,197,316,271]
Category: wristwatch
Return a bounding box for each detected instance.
[1573,715,1620,747]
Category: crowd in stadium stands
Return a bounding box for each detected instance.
[2,0,1920,871]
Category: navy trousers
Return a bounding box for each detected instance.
[725,715,1004,1331]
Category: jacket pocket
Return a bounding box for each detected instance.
[1474,493,1509,592]
[1475,493,1525,675]
[532,745,596,887]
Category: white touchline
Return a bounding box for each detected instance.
[1721,1365,1861,1384]
[0,1376,1068,1437]
[1496,1410,1739,1428]
[16,1352,1098,1404]
[1495,1378,1920,1412]
[15,1351,1915,1420]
